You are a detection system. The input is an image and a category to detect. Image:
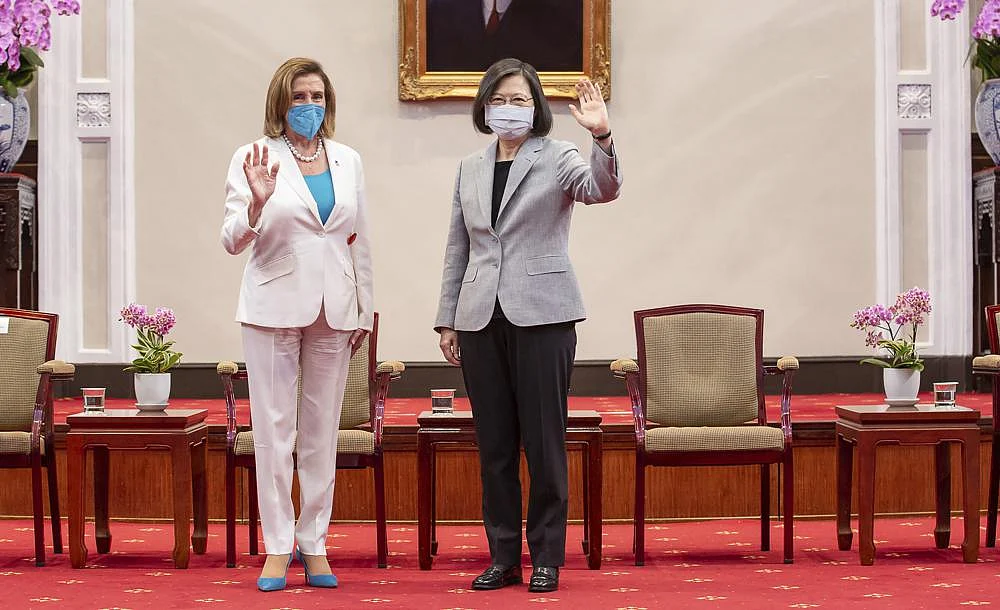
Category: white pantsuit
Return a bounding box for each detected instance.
[221,137,374,555]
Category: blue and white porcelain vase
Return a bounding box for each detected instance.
[975,79,1000,166]
[0,90,29,173]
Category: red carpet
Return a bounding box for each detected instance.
[0,517,997,608]
[51,392,996,427]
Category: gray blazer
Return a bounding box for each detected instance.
[435,136,622,332]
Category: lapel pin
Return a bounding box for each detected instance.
[347,233,357,245]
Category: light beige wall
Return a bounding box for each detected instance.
[134,0,876,363]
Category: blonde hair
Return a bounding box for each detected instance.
[263,57,336,139]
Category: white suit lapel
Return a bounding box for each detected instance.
[323,139,349,227]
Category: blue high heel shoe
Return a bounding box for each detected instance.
[295,548,338,588]
[256,552,294,592]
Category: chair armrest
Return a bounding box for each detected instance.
[37,359,75,380]
[376,360,405,380]
[32,361,74,452]
[610,358,645,446]
[973,354,1000,374]
[764,356,799,375]
[372,361,404,447]
[217,360,242,447]
[610,358,639,378]
[217,360,240,375]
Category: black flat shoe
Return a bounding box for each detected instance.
[471,564,522,590]
[528,566,559,592]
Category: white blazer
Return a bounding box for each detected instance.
[221,137,374,331]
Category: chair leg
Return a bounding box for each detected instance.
[761,463,771,552]
[31,455,45,566]
[248,466,259,556]
[581,445,591,556]
[46,454,62,554]
[226,455,236,568]
[634,451,645,566]
[988,429,999,548]
[374,454,388,568]
[783,453,794,564]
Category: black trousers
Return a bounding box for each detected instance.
[458,316,577,567]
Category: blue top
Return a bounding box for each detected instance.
[303,169,336,224]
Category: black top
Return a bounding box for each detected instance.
[491,160,513,229]
[491,160,514,319]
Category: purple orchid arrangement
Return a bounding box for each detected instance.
[119,303,183,374]
[932,0,1000,81]
[850,287,932,371]
[0,0,80,98]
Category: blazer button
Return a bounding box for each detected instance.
[317,232,326,238]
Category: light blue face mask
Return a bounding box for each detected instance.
[286,104,325,140]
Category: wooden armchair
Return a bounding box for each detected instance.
[0,308,74,566]
[217,312,404,568]
[971,303,1000,547]
[610,304,798,565]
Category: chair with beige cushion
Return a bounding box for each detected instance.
[610,304,798,565]
[971,303,1000,547]
[217,312,404,568]
[0,308,75,566]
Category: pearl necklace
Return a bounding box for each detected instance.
[282,133,324,163]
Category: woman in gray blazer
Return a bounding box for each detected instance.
[434,58,622,593]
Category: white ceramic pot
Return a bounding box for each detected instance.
[883,368,920,402]
[0,89,30,173]
[976,79,1000,165]
[134,373,170,410]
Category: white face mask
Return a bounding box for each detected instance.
[485,104,534,140]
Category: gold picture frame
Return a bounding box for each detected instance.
[398,0,611,101]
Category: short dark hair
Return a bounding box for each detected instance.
[472,58,552,137]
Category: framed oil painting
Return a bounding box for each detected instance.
[398,0,611,100]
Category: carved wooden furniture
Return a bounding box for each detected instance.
[971,303,1000,547]
[835,404,980,565]
[66,408,209,569]
[416,409,603,570]
[217,312,404,568]
[0,175,37,310]
[0,308,72,565]
[611,304,798,565]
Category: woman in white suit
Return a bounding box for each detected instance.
[221,57,373,592]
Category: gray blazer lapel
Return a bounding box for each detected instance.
[271,137,323,226]
[476,142,497,226]
[497,137,543,220]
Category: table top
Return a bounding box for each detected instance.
[835,404,980,425]
[66,408,209,430]
[418,409,602,429]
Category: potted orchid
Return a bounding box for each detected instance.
[850,287,932,404]
[0,1,80,172]
[932,0,1000,163]
[119,303,182,409]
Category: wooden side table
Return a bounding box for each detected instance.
[66,409,209,569]
[416,409,603,570]
[835,404,981,565]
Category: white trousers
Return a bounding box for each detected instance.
[241,309,352,555]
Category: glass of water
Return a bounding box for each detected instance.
[82,387,106,414]
[430,388,455,414]
[932,381,958,407]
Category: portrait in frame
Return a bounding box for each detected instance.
[398,0,611,101]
